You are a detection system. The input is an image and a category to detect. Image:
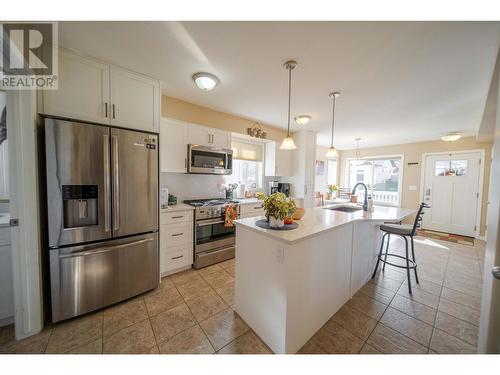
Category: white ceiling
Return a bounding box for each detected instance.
[59,21,500,149]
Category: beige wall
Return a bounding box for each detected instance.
[338,137,493,237]
[162,96,287,142]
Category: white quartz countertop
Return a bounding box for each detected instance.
[235,204,414,244]
[0,213,11,228]
[236,198,261,205]
[160,203,195,212]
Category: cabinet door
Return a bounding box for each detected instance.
[265,142,292,177]
[160,119,188,173]
[43,50,110,124]
[187,124,212,146]
[110,66,160,132]
[0,244,14,320]
[211,128,231,149]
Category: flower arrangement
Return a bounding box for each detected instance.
[255,192,296,227]
[327,184,338,194]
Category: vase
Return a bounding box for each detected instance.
[269,216,285,228]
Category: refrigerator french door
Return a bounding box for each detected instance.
[44,117,159,322]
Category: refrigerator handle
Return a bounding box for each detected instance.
[103,134,111,232]
[59,237,154,259]
[112,135,120,231]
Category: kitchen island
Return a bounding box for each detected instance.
[234,204,413,354]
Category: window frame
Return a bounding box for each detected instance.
[226,136,266,190]
[344,154,404,207]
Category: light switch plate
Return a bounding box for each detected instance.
[409,185,417,191]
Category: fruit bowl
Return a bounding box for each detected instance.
[292,208,305,220]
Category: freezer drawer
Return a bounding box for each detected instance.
[50,232,158,322]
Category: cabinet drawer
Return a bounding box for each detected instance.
[240,202,264,217]
[160,244,193,273]
[160,222,192,249]
[160,210,193,225]
[0,228,11,247]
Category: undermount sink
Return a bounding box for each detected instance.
[326,206,363,213]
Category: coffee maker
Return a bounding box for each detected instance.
[269,181,279,195]
[278,183,291,197]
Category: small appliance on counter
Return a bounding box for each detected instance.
[269,181,279,195]
[278,183,291,197]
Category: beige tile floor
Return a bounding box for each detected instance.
[0,236,485,354]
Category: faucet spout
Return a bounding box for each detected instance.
[351,182,369,211]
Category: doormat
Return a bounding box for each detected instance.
[417,229,474,246]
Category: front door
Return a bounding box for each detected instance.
[422,151,482,237]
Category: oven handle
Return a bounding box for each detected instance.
[196,219,225,226]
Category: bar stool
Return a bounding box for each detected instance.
[372,202,430,294]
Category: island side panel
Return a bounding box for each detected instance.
[285,223,354,353]
[234,225,288,354]
[351,221,383,296]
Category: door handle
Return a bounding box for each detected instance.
[59,238,154,259]
[112,135,120,231]
[103,134,111,232]
[493,266,500,280]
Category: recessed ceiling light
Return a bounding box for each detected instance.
[294,115,312,125]
[192,72,219,91]
[441,133,462,142]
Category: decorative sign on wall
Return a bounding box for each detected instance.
[247,122,267,139]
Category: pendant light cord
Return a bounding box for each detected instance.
[287,65,292,137]
[330,95,336,147]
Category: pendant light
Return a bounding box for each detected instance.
[280,60,297,150]
[326,91,340,158]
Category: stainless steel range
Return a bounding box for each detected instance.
[184,198,240,269]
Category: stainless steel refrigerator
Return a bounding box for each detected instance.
[43,117,159,322]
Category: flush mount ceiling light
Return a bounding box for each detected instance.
[325,92,340,159]
[441,132,462,142]
[294,115,312,125]
[280,60,298,150]
[192,72,219,91]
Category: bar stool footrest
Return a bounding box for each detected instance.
[378,253,417,269]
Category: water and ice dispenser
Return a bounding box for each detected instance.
[62,185,98,228]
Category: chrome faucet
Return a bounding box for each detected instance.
[351,182,369,211]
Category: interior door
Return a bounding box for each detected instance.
[422,152,481,236]
[111,128,158,238]
[110,66,160,132]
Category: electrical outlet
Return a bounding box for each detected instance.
[276,247,284,264]
[409,185,417,191]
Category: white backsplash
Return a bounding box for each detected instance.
[160,173,283,202]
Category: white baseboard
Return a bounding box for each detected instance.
[0,316,14,328]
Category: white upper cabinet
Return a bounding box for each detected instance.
[187,124,231,149]
[211,128,231,149]
[42,49,160,133]
[42,50,110,124]
[265,141,293,177]
[109,66,160,132]
[160,118,187,173]
[187,124,212,147]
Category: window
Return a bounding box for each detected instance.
[225,139,264,189]
[435,160,467,176]
[347,156,402,207]
[326,159,337,185]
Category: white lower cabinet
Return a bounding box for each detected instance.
[160,209,194,275]
[0,228,13,324]
[240,202,265,218]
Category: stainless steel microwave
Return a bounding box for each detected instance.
[188,144,233,175]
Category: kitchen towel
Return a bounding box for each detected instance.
[225,204,238,227]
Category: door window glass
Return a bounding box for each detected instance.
[435,160,467,176]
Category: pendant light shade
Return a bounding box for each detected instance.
[325,91,340,158]
[326,146,338,158]
[280,60,297,150]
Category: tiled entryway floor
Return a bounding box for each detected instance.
[0,236,485,354]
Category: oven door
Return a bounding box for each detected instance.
[188,145,232,175]
[195,218,236,253]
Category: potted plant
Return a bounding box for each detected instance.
[255,192,296,228]
[327,184,338,199]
